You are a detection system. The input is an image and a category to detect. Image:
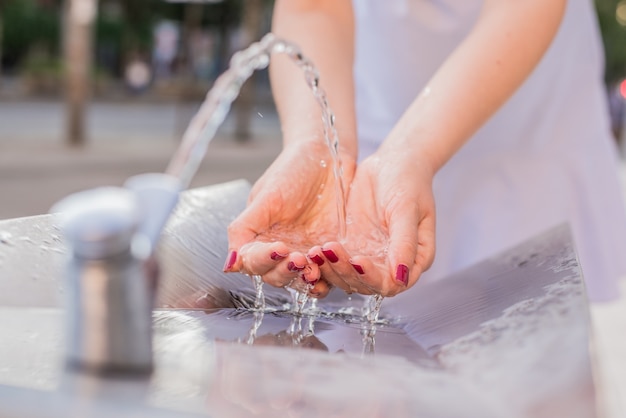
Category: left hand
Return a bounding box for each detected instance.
[307,149,436,297]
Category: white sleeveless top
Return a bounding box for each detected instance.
[352,0,626,301]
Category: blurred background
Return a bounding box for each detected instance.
[0,0,625,220]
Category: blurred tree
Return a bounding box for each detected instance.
[118,0,153,60]
[1,0,61,72]
[595,0,626,83]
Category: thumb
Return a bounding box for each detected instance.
[387,202,435,288]
[224,202,269,270]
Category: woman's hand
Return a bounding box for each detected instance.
[225,138,356,298]
[307,149,436,297]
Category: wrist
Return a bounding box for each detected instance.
[375,133,439,180]
[282,127,358,160]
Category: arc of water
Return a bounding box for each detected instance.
[165,33,349,314]
[166,33,347,239]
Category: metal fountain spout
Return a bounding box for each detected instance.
[50,33,281,376]
[51,173,182,375]
[49,35,282,377]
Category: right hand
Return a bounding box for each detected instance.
[225,138,356,298]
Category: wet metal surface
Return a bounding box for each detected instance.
[0,181,600,417]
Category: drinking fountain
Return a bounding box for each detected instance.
[0,32,605,417]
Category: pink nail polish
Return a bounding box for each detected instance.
[288,261,304,272]
[223,251,237,271]
[270,251,286,261]
[309,254,325,266]
[350,262,365,275]
[322,249,339,263]
[396,264,409,286]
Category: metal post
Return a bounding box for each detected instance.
[64,0,97,147]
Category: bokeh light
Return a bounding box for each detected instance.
[616,0,626,26]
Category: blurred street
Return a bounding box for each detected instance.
[0,98,283,220]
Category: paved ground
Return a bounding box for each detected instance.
[0,99,283,220]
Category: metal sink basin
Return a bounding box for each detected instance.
[0,180,600,417]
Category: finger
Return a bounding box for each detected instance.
[300,262,321,285]
[255,251,310,288]
[415,210,436,277]
[312,242,374,295]
[236,241,290,275]
[224,201,271,271]
[309,277,332,299]
[344,254,392,296]
[387,203,427,289]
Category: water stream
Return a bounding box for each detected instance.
[166,33,383,323]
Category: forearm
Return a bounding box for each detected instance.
[379,0,566,174]
[270,0,358,156]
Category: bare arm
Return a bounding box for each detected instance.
[307,0,568,296]
[379,0,567,174]
[271,0,358,156]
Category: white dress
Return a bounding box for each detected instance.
[352,0,626,301]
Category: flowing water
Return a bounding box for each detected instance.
[165,33,347,230]
[166,33,383,323]
[250,275,265,311]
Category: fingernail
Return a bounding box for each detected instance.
[223,250,237,271]
[309,254,325,266]
[350,262,365,275]
[396,264,409,286]
[302,276,319,286]
[322,249,339,263]
[270,251,286,261]
[288,261,304,272]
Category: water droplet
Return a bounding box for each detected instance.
[0,231,12,245]
[320,159,327,168]
[257,112,263,118]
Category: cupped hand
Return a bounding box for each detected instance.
[307,150,436,297]
[225,138,356,298]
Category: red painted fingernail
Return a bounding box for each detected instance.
[309,254,325,266]
[288,261,304,272]
[223,250,237,271]
[302,276,319,286]
[396,264,409,286]
[350,262,365,275]
[322,249,339,263]
[270,251,286,261]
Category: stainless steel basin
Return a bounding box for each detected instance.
[0,180,600,417]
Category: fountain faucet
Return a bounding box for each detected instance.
[50,32,339,376]
[52,173,182,375]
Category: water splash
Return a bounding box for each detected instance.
[246,311,264,345]
[364,294,385,323]
[361,326,377,356]
[0,231,12,245]
[250,274,266,311]
[287,285,313,315]
[307,297,319,314]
